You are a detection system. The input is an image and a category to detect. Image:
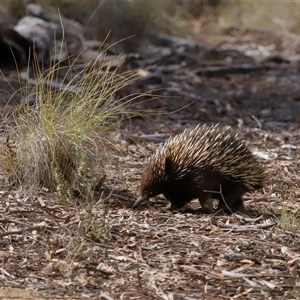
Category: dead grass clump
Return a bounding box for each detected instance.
[280,208,300,232]
[0,56,137,199]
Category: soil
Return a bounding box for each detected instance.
[0,12,300,300]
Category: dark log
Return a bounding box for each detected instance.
[146,30,203,49]
[0,26,31,70]
[0,16,53,70]
[195,64,273,77]
[14,16,53,62]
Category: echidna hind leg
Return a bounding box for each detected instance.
[197,192,214,212]
[231,198,244,212]
[217,184,246,212]
[218,198,244,212]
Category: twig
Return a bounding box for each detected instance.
[251,115,262,129]
[0,218,31,227]
[137,265,142,287]
[217,221,276,231]
[0,224,57,238]
[234,214,264,223]
[99,293,114,300]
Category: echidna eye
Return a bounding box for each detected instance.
[145,189,154,197]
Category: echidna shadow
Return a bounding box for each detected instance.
[132,124,267,213]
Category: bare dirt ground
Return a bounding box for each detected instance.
[1,14,300,300]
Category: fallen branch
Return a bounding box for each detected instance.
[0,224,58,238]
[195,64,273,77]
[217,221,276,231]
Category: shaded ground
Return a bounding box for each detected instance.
[0,12,300,300]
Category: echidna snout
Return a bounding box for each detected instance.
[132,194,149,209]
[132,124,267,212]
[132,168,165,208]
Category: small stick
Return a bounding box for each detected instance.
[137,265,142,287]
[0,225,57,238]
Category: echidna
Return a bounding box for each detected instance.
[132,124,267,212]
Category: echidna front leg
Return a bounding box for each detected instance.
[163,180,198,211]
[163,192,192,211]
[196,192,215,213]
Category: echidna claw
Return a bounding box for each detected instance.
[132,195,148,209]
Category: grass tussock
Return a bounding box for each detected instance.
[0,53,138,199]
[280,208,300,232]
